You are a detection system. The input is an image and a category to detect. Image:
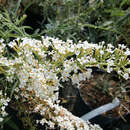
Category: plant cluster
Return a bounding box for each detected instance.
[21,0,130,44]
[0,36,130,129]
[0,9,31,41]
[0,0,129,129]
[1,0,130,45]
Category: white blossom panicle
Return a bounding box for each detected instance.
[34,99,102,130]
[0,37,130,129]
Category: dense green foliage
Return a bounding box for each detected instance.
[23,0,130,44]
[0,0,130,44]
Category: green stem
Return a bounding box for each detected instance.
[14,0,22,16]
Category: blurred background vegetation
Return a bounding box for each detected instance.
[0,0,130,45]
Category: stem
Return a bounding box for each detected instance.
[15,0,22,16]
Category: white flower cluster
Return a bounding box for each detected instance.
[35,99,102,130]
[0,36,130,129]
[0,91,10,122]
[42,37,130,80]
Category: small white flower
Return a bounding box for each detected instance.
[107,65,113,73]
[86,69,92,79]
[118,70,121,74]
[1,106,5,111]
[100,50,104,55]
[119,44,126,49]
[0,117,3,122]
[123,73,129,80]
[0,39,4,43]
[8,41,17,48]
[71,74,79,85]
[2,111,8,117]
[124,49,130,56]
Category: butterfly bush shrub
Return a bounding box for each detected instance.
[0,36,130,129]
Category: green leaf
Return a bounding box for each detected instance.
[111,8,125,16]
[6,118,20,130]
[101,21,113,27]
[14,0,22,16]
[116,11,130,25]
[0,66,6,73]
[104,8,125,16]
[10,80,18,99]
[0,116,11,126]
[120,0,130,8]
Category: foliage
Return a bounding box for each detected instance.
[23,0,130,44]
[0,0,129,44]
[0,9,30,42]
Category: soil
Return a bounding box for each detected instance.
[79,71,130,119]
